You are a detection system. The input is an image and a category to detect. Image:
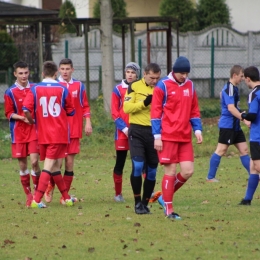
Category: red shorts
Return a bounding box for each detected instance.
[39,144,67,161]
[12,140,39,158]
[115,139,129,150]
[67,138,80,155]
[158,141,194,164]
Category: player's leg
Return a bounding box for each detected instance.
[113,149,127,202]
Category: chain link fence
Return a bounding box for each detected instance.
[1,25,260,119]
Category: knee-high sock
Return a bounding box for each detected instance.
[20,170,31,195]
[31,170,40,193]
[240,155,250,175]
[207,153,221,179]
[63,170,74,193]
[34,170,51,203]
[162,175,175,215]
[244,174,259,200]
[174,172,187,193]
[113,173,123,196]
[131,157,144,204]
[52,171,70,200]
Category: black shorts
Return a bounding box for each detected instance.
[250,142,260,160]
[218,128,246,145]
[128,124,158,165]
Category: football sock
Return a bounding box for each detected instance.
[34,170,51,203]
[207,153,221,179]
[174,172,187,192]
[240,155,250,175]
[31,170,41,192]
[244,174,259,200]
[20,170,31,195]
[142,179,156,206]
[63,170,74,193]
[113,173,122,196]
[52,171,70,200]
[130,174,142,204]
[162,175,175,215]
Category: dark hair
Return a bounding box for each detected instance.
[230,65,243,78]
[244,66,260,82]
[13,61,28,71]
[144,63,161,74]
[59,58,73,67]
[43,61,58,77]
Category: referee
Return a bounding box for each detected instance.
[123,63,161,214]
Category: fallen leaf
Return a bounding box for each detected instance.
[201,200,209,204]
[123,244,128,249]
[105,214,109,217]
[62,245,66,249]
[134,222,141,227]
[88,247,95,253]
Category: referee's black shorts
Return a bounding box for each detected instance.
[218,128,246,145]
[250,142,260,160]
[128,124,158,164]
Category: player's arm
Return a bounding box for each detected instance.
[190,89,203,144]
[21,90,34,124]
[241,96,258,122]
[228,104,244,120]
[111,88,128,134]
[64,89,75,116]
[123,83,146,114]
[151,86,164,151]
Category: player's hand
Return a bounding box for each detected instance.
[85,120,92,136]
[21,116,31,124]
[143,95,153,107]
[243,119,251,128]
[154,139,163,151]
[195,132,203,144]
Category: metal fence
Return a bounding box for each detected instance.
[1,24,260,118]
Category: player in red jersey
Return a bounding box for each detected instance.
[4,61,41,207]
[151,56,203,219]
[23,61,77,208]
[44,58,92,204]
[111,62,140,202]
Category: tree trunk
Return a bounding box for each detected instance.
[100,0,114,112]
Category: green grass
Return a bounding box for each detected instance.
[0,98,257,259]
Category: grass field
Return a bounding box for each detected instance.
[0,98,258,260]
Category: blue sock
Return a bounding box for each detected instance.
[240,155,250,175]
[207,153,221,179]
[244,174,259,200]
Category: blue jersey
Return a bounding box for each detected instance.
[248,86,260,142]
[218,82,241,131]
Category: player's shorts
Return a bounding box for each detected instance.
[157,141,194,164]
[128,124,158,164]
[250,142,260,160]
[39,144,67,161]
[11,140,39,158]
[218,128,246,145]
[67,138,80,155]
[115,139,129,150]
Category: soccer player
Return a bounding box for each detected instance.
[151,56,203,219]
[111,62,140,202]
[239,66,260,205]
[23,61,77,208]
[123,63,161,214]
[206,65,250,182]
[44,58,92,204]
[4,61,41,207]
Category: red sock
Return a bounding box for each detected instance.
[63,171,74,193]
[31,173,40,193]
[34,170,51,203]
[162,174,175,215]
[113,173,122,196]
[20,173,31,195]
[52,171,70,200]
[174,172,187,192]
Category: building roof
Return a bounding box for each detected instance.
[0,1,58,19]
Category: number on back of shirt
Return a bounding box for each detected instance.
[40,96,61,117]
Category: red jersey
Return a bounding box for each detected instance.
[151,73,202,142]
[111,80,129,141]
[58,76,91,138]
[4,81,37,144]
[22,79,75,144]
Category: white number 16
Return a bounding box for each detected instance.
[39,96,61,117]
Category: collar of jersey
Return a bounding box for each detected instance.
[15,81,30,90]
[42,78,58,83]
[58,76,73,84]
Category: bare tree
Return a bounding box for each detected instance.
[100,0,115,112]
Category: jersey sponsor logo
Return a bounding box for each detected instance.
[72,90,78,97]
[183,89,189,97]
[19,99,23,102]
[171,91,175,95]
[124,97,131,101]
